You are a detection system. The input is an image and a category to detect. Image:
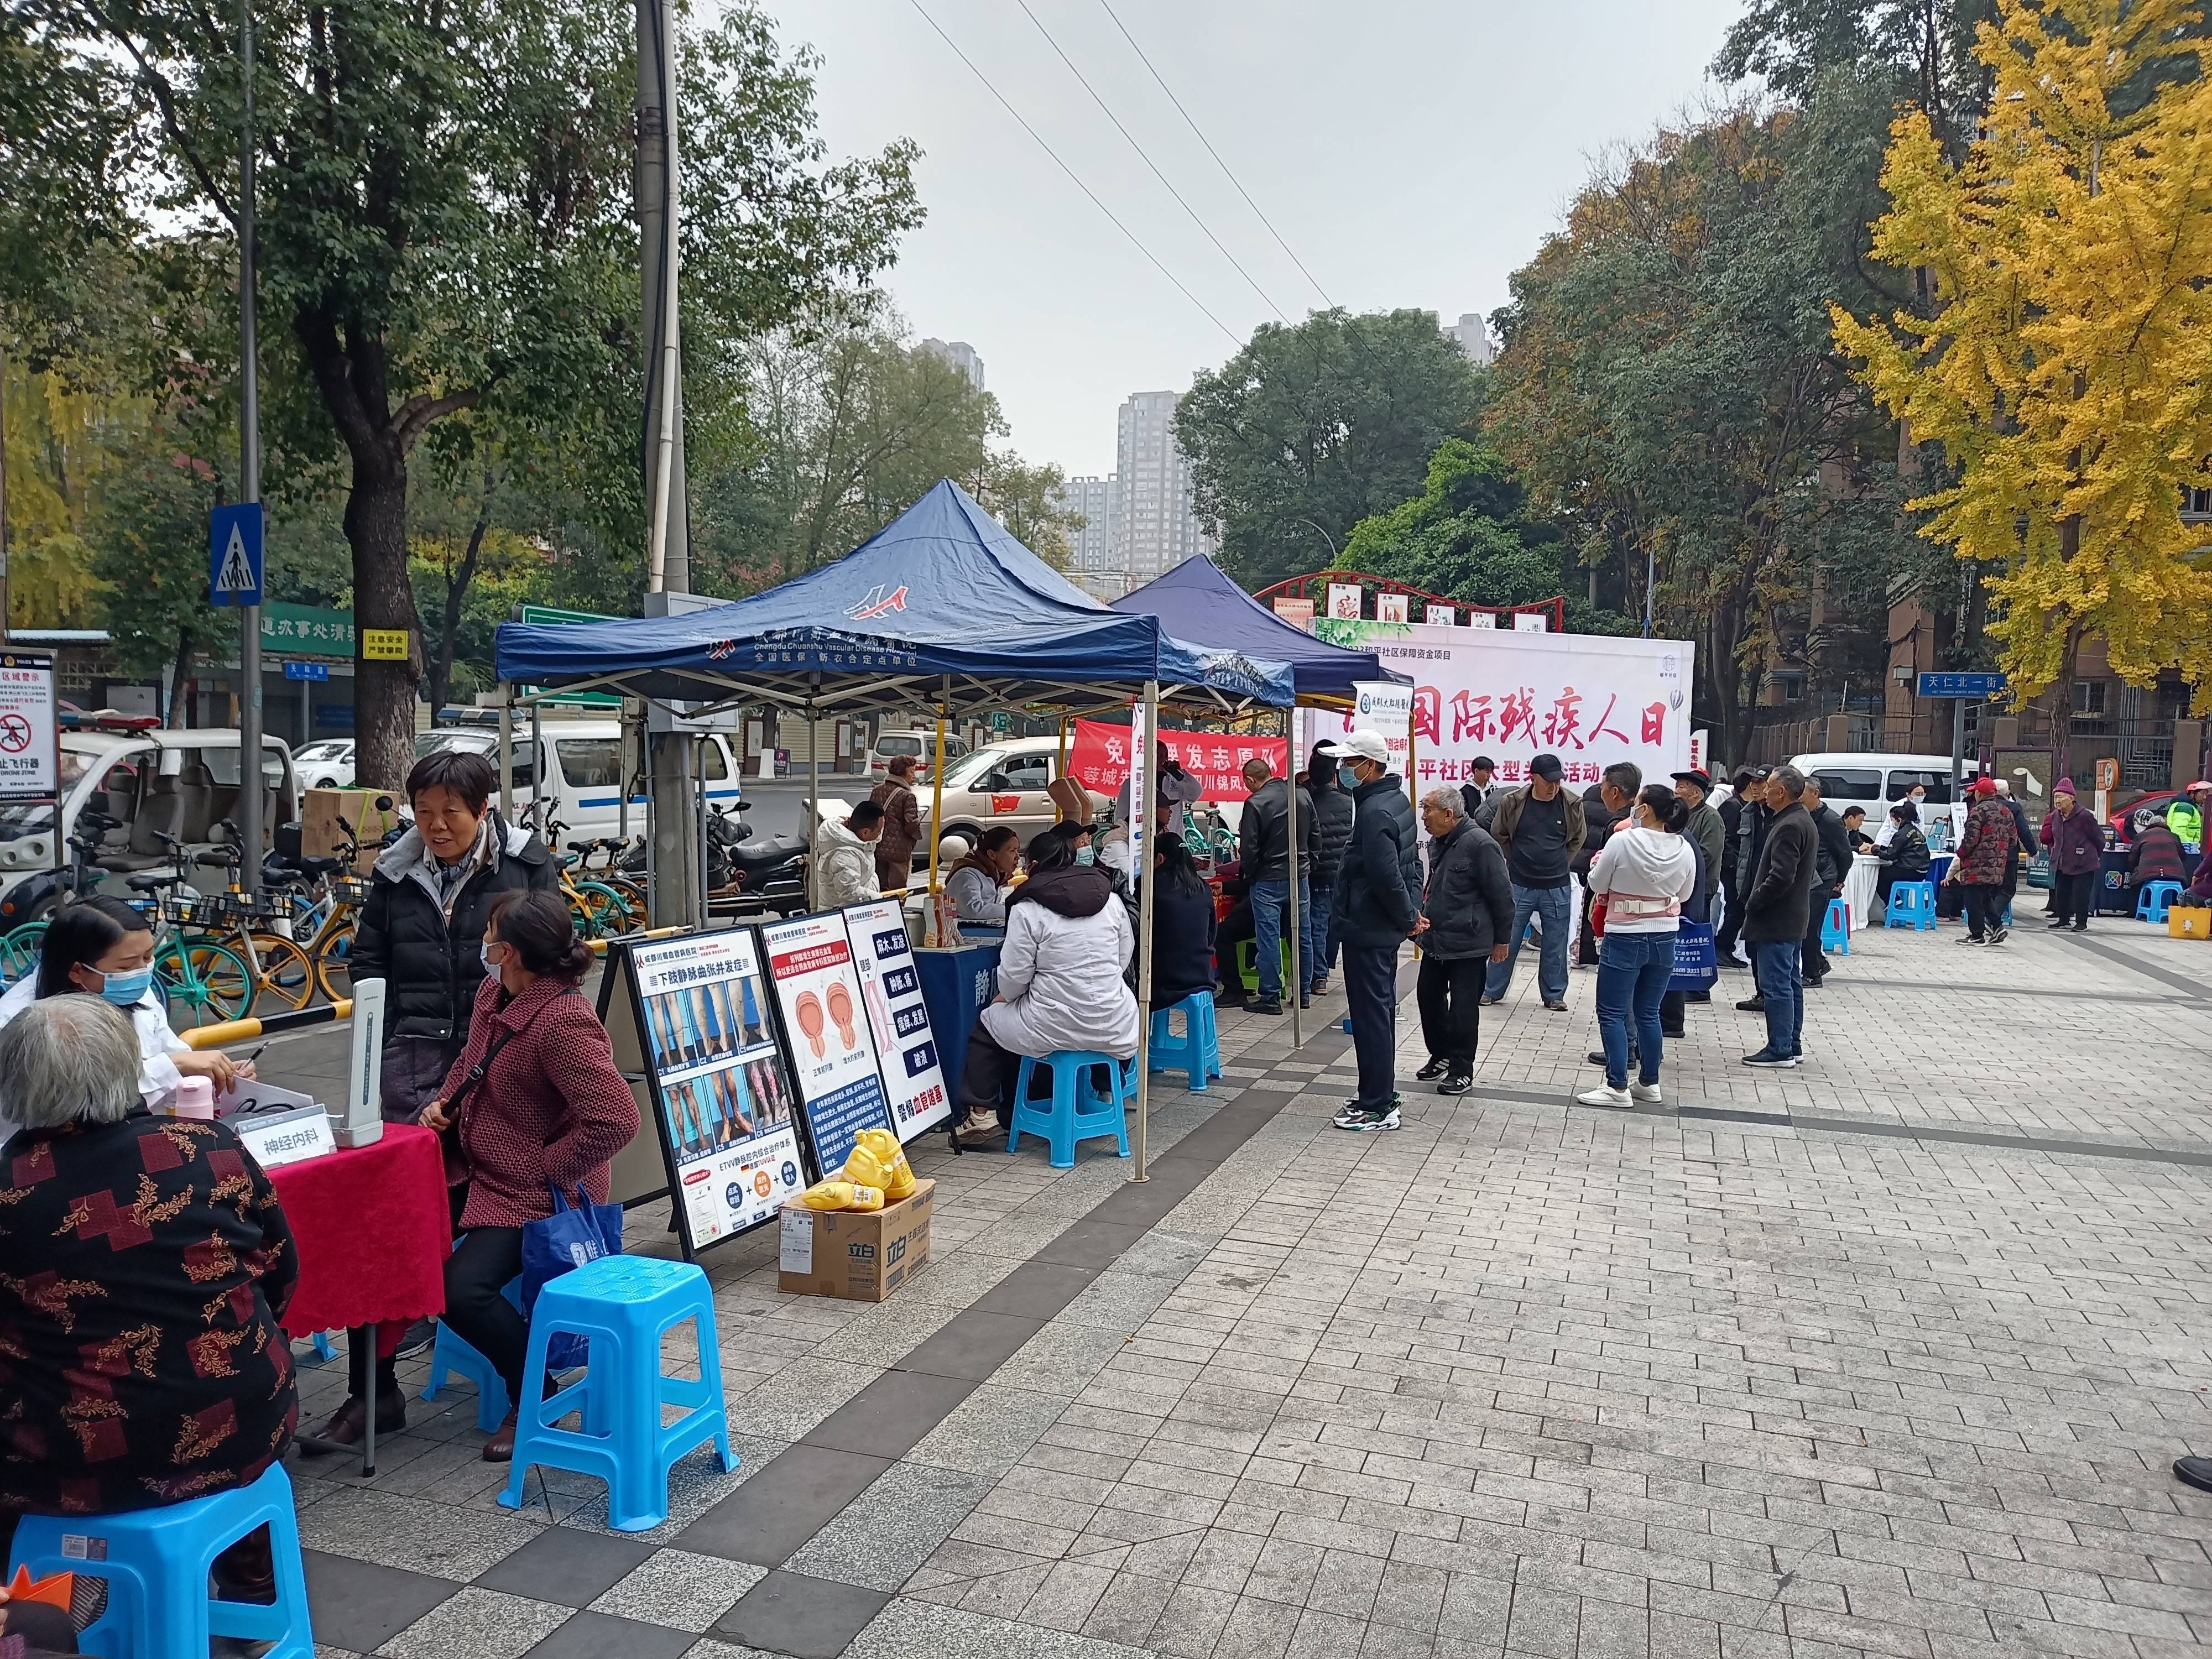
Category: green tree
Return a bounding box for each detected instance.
[89,430,229,718]
[1715,1,1996,147]
[966,452,1079,570]
[34,0,922,787]
[1173,310,1484,591]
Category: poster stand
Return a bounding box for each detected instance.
[839,899,954,1144]
[757,909,900,1177]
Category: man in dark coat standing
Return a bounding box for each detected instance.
[1798,776,1855,987]
[1718,767,1768,967]
[1411,787,1513,1095]
[1740,765,1818,1068]
[1238,757,1316,1015]
[1319,731,1421,1133]
[1573,763,1641,967]
[1302,743,1355,997]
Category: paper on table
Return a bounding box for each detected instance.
[216,1078,322,1119]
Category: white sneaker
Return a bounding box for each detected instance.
[1577,1084,1632,1109]
[1629,1081,1662,1104]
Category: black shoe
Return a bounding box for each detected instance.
[1437,1072,1472,1095]
[1734,997,1765,1012]
[1300,993,1312,1010]
[1662,1027,1685,1040]
[1586,1050,1606,1066]
[393,1317,437,1358]
[1741,1048,1800,1069]
[1802,973,1824,989]
[2073,922,2089,932]
[1247,998,1283,1016]
[1213,988,1245,1008]
[307,1388,407,1451]
[1415,1056,1451,1081]
[1687,990,1712,1003]
[2047,917,2071,930]
[2176,1457,2212,1494]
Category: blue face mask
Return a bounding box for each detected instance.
[96,966,155,1008]
[1337,764,1362,790]
[480,941,503,972]
[1074,847,1095,866]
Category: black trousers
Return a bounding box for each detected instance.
[956,1021,1022,1120]
[1715,875,1745,957]
[1342,943,1400,1110]
[1575,882,1600,965]
[444,1224,533,1407]
[1214,902,1254,996]
[2051,869,2095,927]
[1801,883,1836,978]
[1415,954,1484,1068]
[1658,987,1688,1037]
[1964,882,2008,938]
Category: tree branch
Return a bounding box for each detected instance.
[391,388,483,453]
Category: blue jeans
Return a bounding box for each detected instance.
[1250,877,1314,1003]
[1751,940,1803,1056]
[1595,930,1674,1088]
[1307,885,1337,985]
[1484,883,1572,1004]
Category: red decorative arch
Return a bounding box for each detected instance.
[1250,571,1565,633]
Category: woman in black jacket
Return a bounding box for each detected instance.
[1874,801,1931,912]
[319,747,557,1449]
[1303,741,1355,996]
[1149,838,1219,1010]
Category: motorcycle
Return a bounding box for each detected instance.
[0,810,123,933]
[618,799,811,917]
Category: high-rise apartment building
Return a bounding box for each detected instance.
[1052,474,1120,577]
[1443,312,1494,367]
[1114,390,1215,582]
[919,338,985,392]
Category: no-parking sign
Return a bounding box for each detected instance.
[0,654,59,802]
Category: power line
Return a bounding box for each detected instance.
[1010,0,1287,323]
[904,0,1243,348]
[1094,0,1336,311]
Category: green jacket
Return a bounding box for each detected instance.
[2167,799,2204,847]
[1686,800,1725,898]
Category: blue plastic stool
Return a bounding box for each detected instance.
[2137,879,2183,922]
[422,1275,525,1431]
[1149,993,1221,1092]
[7,1462,312,1659]
[1819,896,1850,956]
[310,1331,336,1362]
[498,1254,736,1531]
[1882,880,1937,930]
[1008,1050,1133,1169]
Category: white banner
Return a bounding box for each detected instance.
[1317,619,1692,794]
[1512,612,1548,633]
[1423,604,1457,627]
[1466,612,1496,630]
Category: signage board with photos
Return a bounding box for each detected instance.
[617,930,806,1256]
[841,900,953,1142]
[760,910,898,1175]
[1423,604,1457,626]
[1326,581,1363,620]
[1376,593,1410,624]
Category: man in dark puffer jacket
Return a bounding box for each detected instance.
[1412,788,1512,1095]
[1303,742,1355,997]
[1319,731,1421,1131]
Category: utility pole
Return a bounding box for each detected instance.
[637,0,698,927]
[237,0,264,890]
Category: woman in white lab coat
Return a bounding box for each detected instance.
[0,897,252,1132]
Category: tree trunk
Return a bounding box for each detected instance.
[429,493,492,718]
[2049,622,2083,789]
[168,631,195,728]
[348,447,421,791]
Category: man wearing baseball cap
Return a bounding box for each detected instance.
[1316,729,1421,1131]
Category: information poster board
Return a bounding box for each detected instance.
[625,931,806,1255]
[760,911,898,1173]
[0,654,59,803]
[842,900,953,1142]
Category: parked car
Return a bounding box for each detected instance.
[1790,752,1972,825]
[2110,787,2188,846]
[294,739,356,790]
[923,735,1082,852]
[414,718,743,849]
[867,729,968,779]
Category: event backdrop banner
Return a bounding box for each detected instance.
[841,899,953,1143]
[1316,619,1693,790]
[625,930,805,1255]
[1067,720,1286,802]
[1317,680,1416,800]
[761,911,898,1173]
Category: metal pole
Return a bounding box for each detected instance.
[1951,695,1966,817]
[927,677,950,893]
[805,700,820,910]
[496,687,513,807]
[298,672,309,746]
[529,704,542,830]
[1055,714,1069,818]
[637,0,687,594]
[1133,680,1158,1181]
[1287,707,1302,1050]
[1,341,11,643]
[237,0,263,889]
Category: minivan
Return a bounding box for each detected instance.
[416,719,743,848]
[1790,751,1971,838]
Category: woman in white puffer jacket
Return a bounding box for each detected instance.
[950,830,1137,1142]
[1579,784,1697,1109]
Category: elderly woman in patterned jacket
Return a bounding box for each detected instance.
[0,995,298,1598]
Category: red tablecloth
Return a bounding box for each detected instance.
[269,1122,451,1336]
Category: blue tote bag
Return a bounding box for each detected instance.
[520,1184,625,1371]
[1668,919,1718,993]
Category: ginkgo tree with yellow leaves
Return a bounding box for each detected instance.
[1833,0,2212,744]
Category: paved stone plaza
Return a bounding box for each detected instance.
[274,916,2212,1659]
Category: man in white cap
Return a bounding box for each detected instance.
[1315,729,1421,1130]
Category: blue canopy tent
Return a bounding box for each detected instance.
[1112,555,1407,707]
[493,479,1303,1175]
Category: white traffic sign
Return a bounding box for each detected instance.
[0,654,60,802]
[209,504,265,606]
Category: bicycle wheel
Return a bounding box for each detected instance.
[0,922,46,988]
[157,938,253,1027]
[567,881,629,940]
[245,932,319,1013]
[604,874,649,930]
[314,920,356,1003]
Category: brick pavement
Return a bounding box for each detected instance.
[263,917,2212,1657]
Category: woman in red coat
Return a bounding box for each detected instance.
[2040,778,2107,932]
[419,891,639,1460]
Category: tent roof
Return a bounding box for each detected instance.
[1112,556,1407,702]
[494,481,1295,716]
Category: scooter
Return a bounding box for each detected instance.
[0,810,122,932]
[617,800,810,916]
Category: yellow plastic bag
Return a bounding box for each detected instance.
[801,1181,854,1211]
[852,1128,916,1200]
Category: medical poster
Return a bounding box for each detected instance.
[627,930,805,1255]
[760,911,897,1174]
[841,900,953,1143]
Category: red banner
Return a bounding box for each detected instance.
[1067,719,1287,804]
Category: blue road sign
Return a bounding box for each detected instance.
[209,504,264,606]
[1917,670,2006,699]
[282,660,329,682]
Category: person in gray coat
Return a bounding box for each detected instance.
[1412,789,1513,1094]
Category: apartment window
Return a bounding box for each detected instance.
[2073,680,2107,715]
[2185,486,2212,520]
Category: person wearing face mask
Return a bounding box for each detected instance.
[1319,731,1422,1131]
[0,895,254,1137]
[1237,756,1316,1015]
[416,891,637,1462]
[1048,818,1099,866]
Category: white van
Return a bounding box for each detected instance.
[1790,752,1971,832]
[416,720,742,848]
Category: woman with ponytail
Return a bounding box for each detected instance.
[417,889,637,1461]
[1578,785,1697,1110]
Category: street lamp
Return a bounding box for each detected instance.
[1292,518,1338,561]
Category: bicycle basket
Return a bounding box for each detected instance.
[160,894,213,927]
[333,875,373,905]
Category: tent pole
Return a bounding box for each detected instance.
[1288,705,1302,1050]
[1133,679,1158,1182]
[806,695,820,910]
[497,685,513,815]
[1056,713,1069,819]
[927,676,950,894]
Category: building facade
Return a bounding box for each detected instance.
[1052,474,1121,581]
[1114,390,1215,583]
[1443,312,1494,367]
[919,338,985,392]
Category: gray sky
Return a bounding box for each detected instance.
[754,0,1747,478]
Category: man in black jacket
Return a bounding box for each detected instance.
[1319,731,1421,1131]
[1799,776,1855,987]
[1412,788,1513,1094]
[1237,758,1315,1014]
[1303,743,1355,997]
[1572,763,1641,967]
[1716,767,1768,966]
[1740,765,1818,1068]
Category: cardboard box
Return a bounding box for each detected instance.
[2170,906,2211,940]
[302,788,404,873]
[777,1179,933,1301]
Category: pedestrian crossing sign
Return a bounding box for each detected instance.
[208,504,264,606]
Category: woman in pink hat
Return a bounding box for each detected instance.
[2039,779,2106,932]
